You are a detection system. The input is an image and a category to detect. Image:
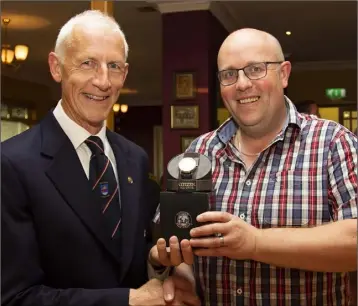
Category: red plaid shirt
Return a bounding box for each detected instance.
[155,98,357,305]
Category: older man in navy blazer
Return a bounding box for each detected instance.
[1,10,199,306]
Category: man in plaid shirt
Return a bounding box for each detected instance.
[149,28,357,305]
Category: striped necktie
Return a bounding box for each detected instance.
[85,136,121,239]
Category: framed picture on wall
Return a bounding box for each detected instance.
[180,135,197,152]
[170,105,199,129]
[174,72,196,100]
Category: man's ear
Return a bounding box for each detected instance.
[48,52,62,83]
[279,61,292,89]
[121,63,129,84]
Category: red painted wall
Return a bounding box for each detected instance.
[117,11,228,175]
[162,11,228,168]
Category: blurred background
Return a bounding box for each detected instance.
[1,0,357,179]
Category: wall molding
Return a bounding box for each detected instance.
[148,0,210,13]
[291,60,357,72]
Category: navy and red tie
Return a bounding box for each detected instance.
[85,136,121,239]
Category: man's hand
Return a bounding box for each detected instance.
[150,236,194,267]
[129,279,167,305]
[129,277,200,306]
[189,211,259,260]
[163,271,200,306]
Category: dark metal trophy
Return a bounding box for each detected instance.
[160,152,215,241]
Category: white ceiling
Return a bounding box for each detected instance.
[1,1,357,106]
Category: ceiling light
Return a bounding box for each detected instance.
[14,45,29,60]
[120,104,128,113]
[2,47,14,64]
[1,18,29,67]
[112,104,120,113]
[121,88,138,94]
[286,31,291,36]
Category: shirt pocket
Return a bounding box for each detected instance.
[257,169,328,229]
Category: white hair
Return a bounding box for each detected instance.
[54,10,129,63]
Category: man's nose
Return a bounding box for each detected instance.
[235,70,252,91]
[92,65,111,91]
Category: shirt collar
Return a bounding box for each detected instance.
[217,95,301,145]
[53,100,107,150]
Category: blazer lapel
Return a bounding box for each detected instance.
[41,113,122,265]
[107,132,140,282]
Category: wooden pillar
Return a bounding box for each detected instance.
[91,1,113,13]
[90,1,115,131]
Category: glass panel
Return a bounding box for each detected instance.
[1,104,9,119]
[343,111,351,119]
[217,107,230,126]
[343,119,350,130]
[319,107,339,123]
[1,121,29,141]
[352,120,357,133]
[352,111,357,118]
[11,107,28,120]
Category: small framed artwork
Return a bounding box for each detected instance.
[174,72,196,100]
[171,105,199,129]
[181,135,197,152]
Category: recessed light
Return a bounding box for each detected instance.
[286,31,292,36]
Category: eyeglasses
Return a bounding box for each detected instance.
[217,61,283,86]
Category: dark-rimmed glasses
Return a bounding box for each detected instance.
[217,61,283,86]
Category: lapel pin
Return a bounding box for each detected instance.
[128,176,133,184]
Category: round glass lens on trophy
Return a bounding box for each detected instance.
[178,157,197,173]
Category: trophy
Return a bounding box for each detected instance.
[160,152,215,241]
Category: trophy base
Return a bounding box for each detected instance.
[160,191,213,241]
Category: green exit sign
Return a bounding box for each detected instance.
[326,88,346,99]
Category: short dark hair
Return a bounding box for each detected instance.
[295,100,317,114]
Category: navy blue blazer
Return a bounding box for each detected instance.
[1,112,156,306]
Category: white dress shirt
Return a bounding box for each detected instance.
[53,100,119,183]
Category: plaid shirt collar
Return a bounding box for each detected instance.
[216,96,301,146]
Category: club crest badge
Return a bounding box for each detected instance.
[99,182,109,196]
[175,211,192,229]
